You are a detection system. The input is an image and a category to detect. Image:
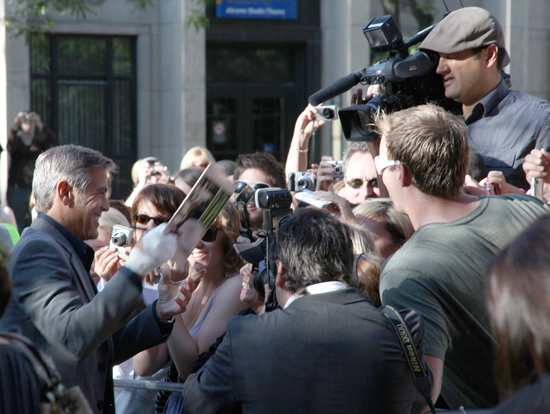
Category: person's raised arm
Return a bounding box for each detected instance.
[285,105,325,177]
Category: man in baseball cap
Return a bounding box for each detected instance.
[419,7,550,190]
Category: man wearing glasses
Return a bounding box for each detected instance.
[340,141,380,205]
[375,104,550,411]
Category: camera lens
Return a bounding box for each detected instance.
[322,108,335,119]
[112,232,127,246]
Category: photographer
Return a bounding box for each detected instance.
[6,111,56,232]
[183,208,429,414]
[233,152,287,233]
[125,156,171,207]
[418,7,550,189]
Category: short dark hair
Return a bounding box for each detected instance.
[234,152,287,189]
[175,167,203,187]
[270,209,354,294]
[472,45,507,71]
[131,184,186,221]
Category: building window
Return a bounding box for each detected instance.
[30,34,137,199]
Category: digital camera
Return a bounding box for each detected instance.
[315,105,339,121]
[110,225,133,254]
[327,160,344,179]
[289,172,316,192]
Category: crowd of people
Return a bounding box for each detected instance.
[2,6,550,414]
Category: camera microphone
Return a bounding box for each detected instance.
[308,69,365,106]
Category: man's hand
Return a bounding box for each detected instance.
[523,148,550,182]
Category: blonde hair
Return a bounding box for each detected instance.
[98,208,130,235]
[346,221,374,255]
[353,198,414,245]
[180,146,216,170]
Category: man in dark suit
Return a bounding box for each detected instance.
[0,144,191,413]
[183,208,428,414]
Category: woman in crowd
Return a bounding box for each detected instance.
[485,215,550,412]
[179,146,215,171]
[132,199,247,413]
[106,184,189,413]
[353,198,414,258]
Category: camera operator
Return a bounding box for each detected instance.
[182,208,429,414]
[233,152,287,234]
[6,111,57,232]
[417,6,550,190]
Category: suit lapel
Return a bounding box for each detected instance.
[30,217,97,302]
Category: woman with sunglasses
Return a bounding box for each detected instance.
[113,183,191,413]
[132,195,247,413]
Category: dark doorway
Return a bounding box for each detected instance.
[206,43,301,162]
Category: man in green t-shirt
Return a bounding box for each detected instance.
[375,104,550,411]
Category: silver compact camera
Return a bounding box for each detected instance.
[294,172,316,191]
[531,177,544,200]
[110,225,134,254]
[315,105,339,121]
[327,160,344,179]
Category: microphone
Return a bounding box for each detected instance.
[308,69,366,106]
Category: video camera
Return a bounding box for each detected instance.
[309,14,460,141]
[235,187,293,312]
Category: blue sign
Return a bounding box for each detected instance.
[216,0,298,20]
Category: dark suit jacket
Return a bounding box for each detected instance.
[0,215,170,413]
[183,289,425,414]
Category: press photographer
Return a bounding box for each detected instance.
[183,208,429,413]
[233,152,287,234]
[311,7,550,190]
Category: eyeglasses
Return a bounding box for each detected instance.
[133,213,170,226]
[346,177,378,189]
[202,227,219,242]
[374,156,404,175]
[234,180,271,191]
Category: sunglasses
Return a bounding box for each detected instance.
[202,227,219,242]
[133,213,170,226]
[346,177,379,189]
[234,180,271,191]
[374,156,404,175]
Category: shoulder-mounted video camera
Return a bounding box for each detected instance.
[309,14,461,142]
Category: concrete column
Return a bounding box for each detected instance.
[319,0,373,159]
[1,0,29,207]
[0,0,6,207]
[155,0,205,173]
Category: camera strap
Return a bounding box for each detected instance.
[381,305,436,414]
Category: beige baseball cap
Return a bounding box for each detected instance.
[420,7,510,67]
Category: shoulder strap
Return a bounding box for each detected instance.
[381,305,436,414]
[0,332,66,405]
